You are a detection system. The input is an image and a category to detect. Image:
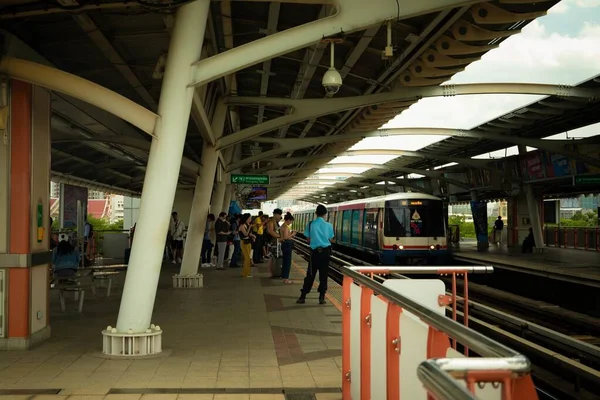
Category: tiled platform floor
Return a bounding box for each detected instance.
[0,255,342,400]
[454,242,600,285]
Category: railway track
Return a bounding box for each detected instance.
[292,238,600,399]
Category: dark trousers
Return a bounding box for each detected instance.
[201,239,213,264]
[282,241,293,279]
[253,234,263,263]
[301,247,331,295]
[229,240,241,268]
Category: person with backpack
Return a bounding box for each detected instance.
[297,204,334,305]
[53,233,80,279]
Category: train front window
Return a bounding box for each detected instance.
[384,201,445,238]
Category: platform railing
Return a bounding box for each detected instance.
[341,265,538,400]
[544,226,600,251]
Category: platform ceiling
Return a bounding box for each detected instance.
[3,0,592,202]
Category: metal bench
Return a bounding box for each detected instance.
[52,278,85,313]
[91,271,120,297]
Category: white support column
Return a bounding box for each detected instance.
[177,100,228,279]
[519,145,544,252]
[211,178,228,215]
[222,184,233,214]
[177,147,218,279]
[111,0,209,340]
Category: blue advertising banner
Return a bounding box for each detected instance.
[544,152,571,178]
[470,200,488,245]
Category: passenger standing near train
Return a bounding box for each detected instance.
[252,211,264,264]
[239,213,256,278]
[215,212,231,270]
[297,204,334,305]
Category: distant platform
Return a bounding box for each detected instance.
[453,242,600,288]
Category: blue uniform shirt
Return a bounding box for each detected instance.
[304,217,334,250]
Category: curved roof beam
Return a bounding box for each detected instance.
[219,83,600,149]
[0,57,158,136]
[190,0,475,87]
[228,126,600,171]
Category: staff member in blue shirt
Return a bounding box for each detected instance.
[297,204,334,305]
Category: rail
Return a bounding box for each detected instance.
[544,226,600,251]
[341,265,538,400]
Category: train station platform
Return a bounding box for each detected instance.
[0,256,342,400]
[453,242,600,288]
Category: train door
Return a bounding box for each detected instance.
[363,208,379,249]
[342,210,351,243]
[351,210,361,245]
[336,211,343,242]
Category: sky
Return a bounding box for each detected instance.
[279,0,600,199]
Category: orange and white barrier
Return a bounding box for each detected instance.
[341,266,539,400]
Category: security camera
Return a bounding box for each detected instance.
[322,67,342,95]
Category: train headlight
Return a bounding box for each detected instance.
[392,244,398,250]
[430,245,435,250]
[399,245,404,250]
[436,244,441,250]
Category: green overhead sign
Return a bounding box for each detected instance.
[574,175,600,186]
[231,174,270,185]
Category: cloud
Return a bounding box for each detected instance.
[382,14,600,136]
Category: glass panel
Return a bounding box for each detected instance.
[384,200,445,238]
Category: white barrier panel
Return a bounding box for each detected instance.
[370,295,388,400]
[385,280,446,400]
[447,348,502,400]
[350,282,362,400]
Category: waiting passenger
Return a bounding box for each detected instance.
[280,212,297,284]
[297,204,334,305]
[170,212,185,264]
[494,216,504,244]
[252,212,264,264]
[53,233,80,279]
[239,213,256,278]
[229,214,241,268]
[522,228,536,253]
[215,212,231,270]
[266,209,283,278]
[201,214,216,267]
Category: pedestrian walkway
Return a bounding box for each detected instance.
[454,242,600,288]
[0,255,342,400]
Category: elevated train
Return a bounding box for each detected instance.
[293,193,449,265]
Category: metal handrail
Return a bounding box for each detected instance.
[341,265,532,399]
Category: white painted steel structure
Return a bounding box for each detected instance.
[114,0,210,335]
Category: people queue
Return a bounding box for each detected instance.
[50,206,336,305]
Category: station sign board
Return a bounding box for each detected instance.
[231,174,270,185]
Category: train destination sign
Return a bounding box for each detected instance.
[231,174,270,185]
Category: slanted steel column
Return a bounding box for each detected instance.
[179,100,228,277]
[222,185,234,214]
[519,145,545,251]
[116,0,210,333]
[211,176,228,214]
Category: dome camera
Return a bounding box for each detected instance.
[322,67,342,95]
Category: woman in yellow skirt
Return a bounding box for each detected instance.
[239,213,256,278]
